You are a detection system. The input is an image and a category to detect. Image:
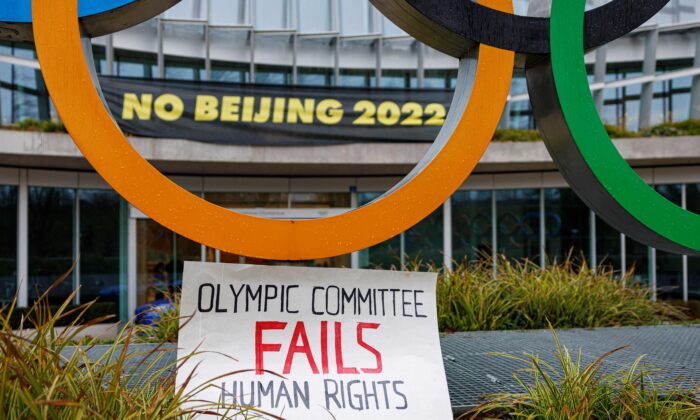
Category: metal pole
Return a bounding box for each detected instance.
[639,29,659,130]
[17,169,28,308]
[443,198,453,271]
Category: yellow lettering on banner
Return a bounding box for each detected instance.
[273,98,286,123]
[241,97,255,122]
[287,98,315,124]
[401,102,424,126]
[122,93,153,120]
[221,96,241,122]
[253,97,272,123]
[153,94,184,122]
[377,101,401,126]
[195,95,219,121]
[316,99,343,125]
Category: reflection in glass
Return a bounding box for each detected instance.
[452,190,492,263]
[626,238,650,286]
[0,186,17,303]
[405,208,443,268]
[255,65,292,85]
[165,58,205,81]
[298,68,333,86]
[339,69,375,88]
[290,193,350,208]
[206,192,289,209]
[212,62,249,83]
[596,217,622,273]
[80,190,121,313]
[497,189,541,262]
[29,187,75,305]
[381,70,417,88]
[655,185,684,299]
[136,219,172,306]
[545,189,590,264]
[358,193,401,269]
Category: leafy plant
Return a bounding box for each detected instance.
[133,293,181,344]
[0,270,263,418]
[435,257,686,332]
[604,124,641,138]
[493,129,543,143]
[643,119,700,137]
[16,117,65,133]
[466,327,699,419]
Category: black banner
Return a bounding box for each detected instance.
[99,76,453,146]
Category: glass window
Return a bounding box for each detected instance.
[358,193,401,269]
[545,188,590,264]
[497,189,541,263]
[212,62,250,83]
[0,186,17,304]
[255,65,292,85]
[654,185,684,299]
[290,193,350,208]
[79,190,121,313]
[136,219,172,306]
[339,69,375,88]
[381,70,417,88]
[175,234,201,283]
[405,208,443,268]
[596,217,623,273]
[115,52,157,79]
[424,70,451,89]
[209,0,248,25]
[165,58,205,81]
[626,238,650,286]
[298,0,332,32]
[206,192,289,209]
[452,190,493,264]
[298,67,333,86]
[254,0,290,29]
[339,0,369,35]
[29,187,75,305]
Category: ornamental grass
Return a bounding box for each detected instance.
[466,327,700,419]
[0,270,265,419]
[436,257,687,332]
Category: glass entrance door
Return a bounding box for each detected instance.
[132,191,352,308]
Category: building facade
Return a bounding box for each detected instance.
[0,0,699,322]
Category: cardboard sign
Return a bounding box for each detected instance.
[177,262,452,419]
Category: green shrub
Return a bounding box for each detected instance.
[8,301,117,329]
[467,328,699,419]
[644,119,700,137]
[0,273,254,418]
[493,129,543,142]
[133,294,181,344]
[604,124,641,138]
[16,118,65,133]
[436,257,686,332]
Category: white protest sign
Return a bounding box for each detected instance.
[177,262,452,419]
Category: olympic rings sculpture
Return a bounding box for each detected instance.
[26,0,700,258]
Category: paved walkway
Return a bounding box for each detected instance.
[65,325,700,413]
[441,325,700,411]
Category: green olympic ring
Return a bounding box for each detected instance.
[532,0,700,255]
